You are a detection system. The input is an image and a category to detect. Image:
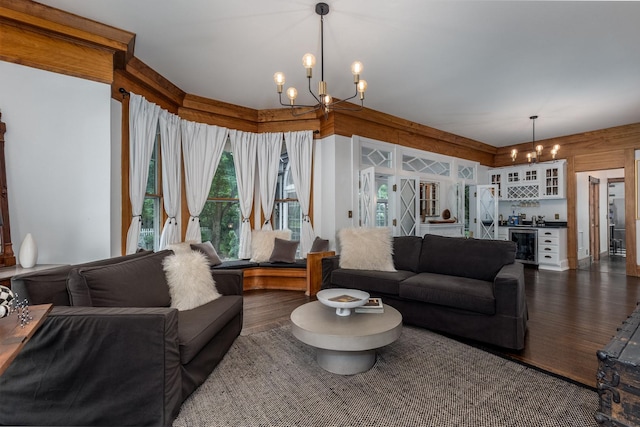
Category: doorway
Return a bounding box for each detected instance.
[576,169,626,275]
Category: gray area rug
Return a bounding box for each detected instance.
[174,324,598,427]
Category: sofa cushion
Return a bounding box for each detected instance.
[393,236,423,273]
[212,260,259,270]
[309,236,330,253]
[163,251,221,310]
[258,259,307,269]
[250,229,292,262]
[190,241,223,266]
[330,268,415,296]
[67,250,172,307]
[11,251,153,306]
[338,227,396,272]
[418,235,516,282]
[269,238,299,263]
[177,295,243,364]
[399,272,496,315]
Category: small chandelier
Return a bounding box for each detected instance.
[511,115,559,163]
[273,2,368,118]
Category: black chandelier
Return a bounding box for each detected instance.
[511,115,560,163]
[273,2,368,118]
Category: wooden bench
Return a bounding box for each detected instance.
[215,251,335,297]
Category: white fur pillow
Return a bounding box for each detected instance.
[250,229,292,262]
[162,251,221,311]
[338,227,396,272]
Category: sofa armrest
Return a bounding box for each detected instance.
[493,262,527,317]
[211,269,244,296]
[0,306,182,427]
[307,251,336,296]
[321,255,341,290]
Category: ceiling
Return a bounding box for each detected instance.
[37,0,640,147]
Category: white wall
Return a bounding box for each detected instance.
[313,134,354,250]
[0,61,113,264]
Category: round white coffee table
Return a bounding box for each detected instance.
[290,300,402,375]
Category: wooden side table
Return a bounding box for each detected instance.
[0,303,52,375]
[0,264,67,288]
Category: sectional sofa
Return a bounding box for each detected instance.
[0,249,243,426]
[321,234,528,350]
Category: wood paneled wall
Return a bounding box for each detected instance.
[3,0,640,274]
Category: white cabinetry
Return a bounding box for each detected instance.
[488,160,566,201]
[540,162,566,199]
[489,171,504,199]
[420,223,464,237]
[497,226,509,241]
[537,228,568,271]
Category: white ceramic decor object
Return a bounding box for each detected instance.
[316,288,369,316]
[19,233,38,268]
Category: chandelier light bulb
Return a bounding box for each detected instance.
[357,79,367,100]
[323,94,332,105]
[286,87,298,105]
[351,61,363,83]
[273,72,285,93]
[511,149,518,162]
[536,145,543,156]
[302,53,316,68]
[527,153,533,162]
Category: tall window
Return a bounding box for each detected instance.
[139,128,161,250]
[200,147,241,259]
[274,150,301,244]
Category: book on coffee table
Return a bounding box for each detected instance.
[355,298,384,313]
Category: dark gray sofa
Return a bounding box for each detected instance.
[0,249,243,426]
[322,234,527,350]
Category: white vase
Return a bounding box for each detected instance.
[19,233,38,268]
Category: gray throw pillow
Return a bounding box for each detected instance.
[309,236,330,253]
[67,250,172,307]
[269,238,299,263]
[190,241,223,266]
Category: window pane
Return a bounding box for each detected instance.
[209,151,238,199]
[146,137,158,195]
[139,196,159,251]
[200,200,240,260]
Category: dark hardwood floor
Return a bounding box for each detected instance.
[242,254,639,389]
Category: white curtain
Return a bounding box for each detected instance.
[125,93,161,254]
[284,131,315,255]
[257,132,283,230]
[229,130,258,259]
[158,110,182,249]
[181,120,228,242]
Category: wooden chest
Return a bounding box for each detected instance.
[597,306,640,426]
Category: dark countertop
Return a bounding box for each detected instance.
[498,221,567,228]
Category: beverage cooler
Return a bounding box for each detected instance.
[509,228,538,265]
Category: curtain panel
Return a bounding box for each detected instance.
[125,94,161,254]
[284,130,315,256]
[229,130,258,259]
[158,110,182,249]
[181,120,228,242]
[257,133,283,230]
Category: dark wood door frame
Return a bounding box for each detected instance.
[589,176,600,262]
[567,149,637,276]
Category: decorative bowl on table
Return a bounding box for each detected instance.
[316,288,370,316]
